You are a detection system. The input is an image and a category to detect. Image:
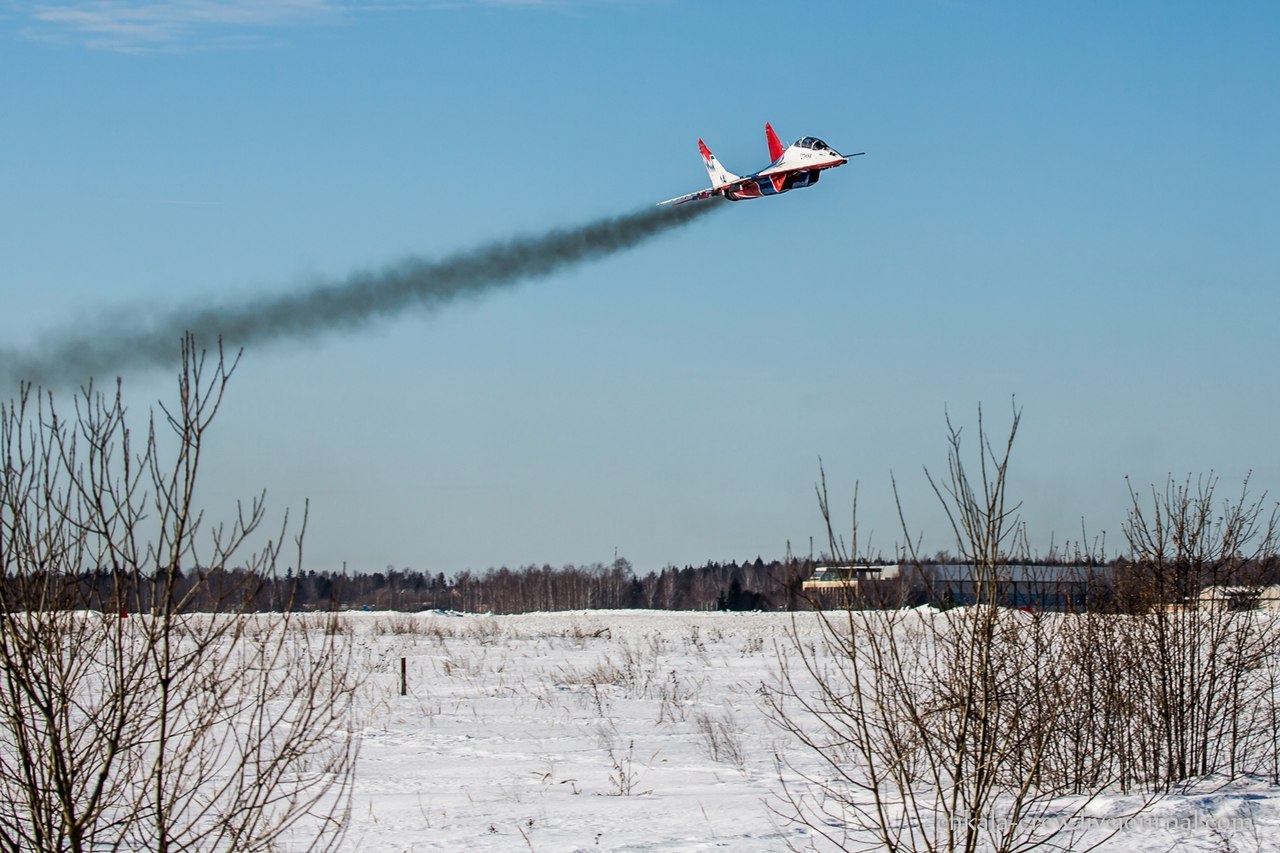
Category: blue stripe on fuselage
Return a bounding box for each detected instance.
[748,176,784,196]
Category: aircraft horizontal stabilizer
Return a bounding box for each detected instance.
[657,188,718,206]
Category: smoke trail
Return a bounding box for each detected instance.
[1,201,720,388]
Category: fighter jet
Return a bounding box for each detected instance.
[658,123,862,206]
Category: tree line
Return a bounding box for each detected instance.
[48,548,1280,617]
[53,556,815,615]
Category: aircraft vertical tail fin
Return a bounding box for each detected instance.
[765,123,786,163]
[699,139,739,190]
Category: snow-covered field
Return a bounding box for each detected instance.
[339,610,1280,852]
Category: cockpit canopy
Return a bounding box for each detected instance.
[795,137,831,151]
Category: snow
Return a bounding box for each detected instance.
[334,610,1280,852]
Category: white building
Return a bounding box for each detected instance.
[801,564,902,592]
[1196,585,1280,612]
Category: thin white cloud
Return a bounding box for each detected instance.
[18,0,610,52]
[23,0,347,52]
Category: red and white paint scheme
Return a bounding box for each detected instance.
[658,123,862,206]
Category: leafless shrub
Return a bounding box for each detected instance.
[1265,654,1280,786]
[766,406,1144,851]
[556,640,667,703]
[467,617,504,645]
[695,709,747,771]
[424,620,460,644]
[378,612,423,636]
[0,337,358,852]
[596,726,654,797]
[1112,474,1280,789]
[559,659,628,689]
[324,612,352,636]
[656,669,698,724]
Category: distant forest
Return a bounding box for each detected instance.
[269,553,1133,614]
[61,558,814,615]
[285,558,811,614]
[57,553,1280,616]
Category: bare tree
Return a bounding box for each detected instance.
[766,406,1139,852]
[1117,473,1280,789]
[0,337,358,852]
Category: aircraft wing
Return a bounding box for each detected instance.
[657,187,722,206]
[657,173,772,205]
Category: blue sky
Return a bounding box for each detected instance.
[3,1,1278,575]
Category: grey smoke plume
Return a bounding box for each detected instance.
[1,201,720,388]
